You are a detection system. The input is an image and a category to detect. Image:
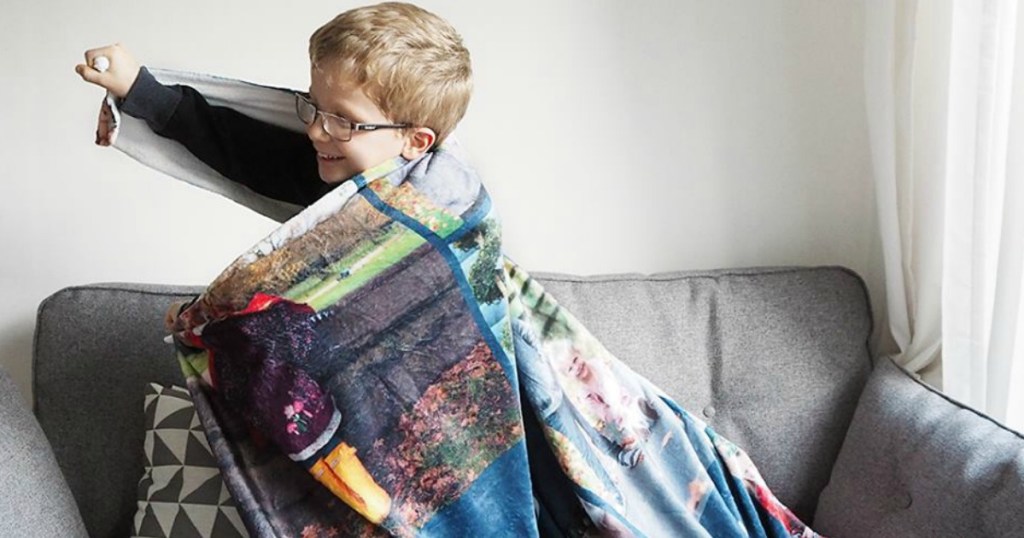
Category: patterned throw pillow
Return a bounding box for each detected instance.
[132,383,250,538]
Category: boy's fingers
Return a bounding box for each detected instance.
[75,63,101,84]
[84,48,102,66]
[84,44,117,68]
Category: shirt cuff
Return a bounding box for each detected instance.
[119,66,182,132]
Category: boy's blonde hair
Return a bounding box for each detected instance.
[309,2,472,145]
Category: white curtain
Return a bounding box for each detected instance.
[866,0,1024,431]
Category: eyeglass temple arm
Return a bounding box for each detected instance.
[353,123,411,132]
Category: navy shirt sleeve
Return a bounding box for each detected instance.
[119,67,329,207]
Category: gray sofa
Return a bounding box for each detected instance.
[5,266,1023,537]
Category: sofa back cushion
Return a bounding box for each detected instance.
[34,284,205,538]
[33,266,873,535]
[535,266,873,521]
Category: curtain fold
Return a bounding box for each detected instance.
[865,0,1023,430]
[865,0,940,374]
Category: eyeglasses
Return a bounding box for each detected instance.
[295,93,409,142]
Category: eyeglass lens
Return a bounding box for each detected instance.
[296,95,352,140]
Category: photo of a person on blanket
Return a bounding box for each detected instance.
[75,3,821,536]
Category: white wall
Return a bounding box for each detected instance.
[0,0,887,402]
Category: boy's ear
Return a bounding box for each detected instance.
[401,127,437,159]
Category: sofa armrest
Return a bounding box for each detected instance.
[814,357,1024,536]
[0,367,87,538]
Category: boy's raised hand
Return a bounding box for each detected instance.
[75,43,141,99]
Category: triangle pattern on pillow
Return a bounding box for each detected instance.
[157,406,196,429]
[165,507,200,538]
[156,429,190,462]
[135,383,251,537]
[136,502,162,537]
[182,504,220,537]
[144,394,159,429]
[182,472,225,505]
[151,501,180,536]
[219,482,232,505]
[144,430,155,466]
[137,472,154,501]
[153,392,192,427]
[149,468,185,502]
[186,432,219,467]
[159,384,191,400]
[214,506,248,538]
[150,433,181,466]
[180,467,222,502]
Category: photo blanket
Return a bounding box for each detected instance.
[99,69,820,538]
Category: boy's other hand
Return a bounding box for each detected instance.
[75,43,141,99]
[164,301,186,334]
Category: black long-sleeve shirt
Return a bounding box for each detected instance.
[119,67,330,207]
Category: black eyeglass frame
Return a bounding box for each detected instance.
[295,93,410,142]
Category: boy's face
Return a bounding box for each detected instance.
[306,64,408,184]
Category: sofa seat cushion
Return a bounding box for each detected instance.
[815,357,1024,536]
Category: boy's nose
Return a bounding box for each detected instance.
[306,116,331,143]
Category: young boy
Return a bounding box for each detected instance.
[75,2,471,208]
[76,5,820,537]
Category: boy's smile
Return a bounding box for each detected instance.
[306,63,409,184]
